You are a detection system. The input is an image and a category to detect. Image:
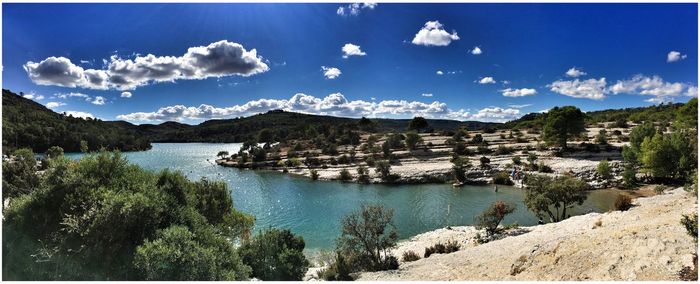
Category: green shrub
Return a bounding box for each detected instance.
[375,160,392,181]
[357,166,370,184]
[318,253,352,281]
[537,163,553,173]
[402,250,421,262]
[492,171,514,185]
[654,185,667,194]
[622,164,637,189]
[523,174,589,222]
[310,169,319,180]
[494,145,513,156]
[336,204,398,272]
[46,146,65,159]
[423,241,460,258]
[614,194,633,211]
[474,201,516,234]
[239,228,309,281]
[597,159,612,180]
[512,156,522,165]
[338,169,352,181]
[680,214,698,243]
[479,156,490,167]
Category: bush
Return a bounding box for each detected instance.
[318,253,352,281]
[654,185,667,194]
[492,171,514,185]
[614,194,633,211]
[493,145,513,156]
[404,131,423,150]
[523,174,589,222]
[357,166,370,184]
[423,241,460,258]
[537,163,553,173]
[365,156,376,167]
[681,214,698,243]
[336,204,398,272]
[597,159,612,180]
[476,145,491,154]
[338,169,352,181]
[453,142,471,155]
[375,160,392,181]
[512,156,522,165]
[46,146,65,159]
[239,228,309,280]
[474,201,516,234]
[337,154,350,164]
[622,164,637,189]
[479,156,491,167]
[402,250,421,262]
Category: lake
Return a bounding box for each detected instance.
[65,143,621,250]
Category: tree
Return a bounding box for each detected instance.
[2,148,40,201]
[408,117,429,132]
[257,128,274,143]
[542,106,586,149]
[595,129,607,145]
[239,228,309,281]
[80,140,89,153]
[374,160,392,181]
[404,131,423,150]
[451,155,470,183]
[217,151,229,159]
[639,131,697,180]
[597,159,612,180]
[46,146,64,159]
[357,166,370,184]
[479,156,490,168]
[523,174,590,222]
[474,201,516,235]
[339,169,352,181]
[337,204,398,272]
[675,98,698,129]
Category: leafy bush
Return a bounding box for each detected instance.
[46,146,65,159]
[404,131,423,150]
[375,160,392,181]
[537,163,553,173]
[338,169,352,181]
[318,253,352,281]
[597,159,612,180]
[402,250,421,262]
[357,166,370,184]
[423,241,460,258]
[512,156,522,165]
[614,194,633,211]
[493,145,513,156]
[523,174,589,222]
[310,169,319,180]
[622,164,637,189]
[453,141,471,155]
[2,148,40,201]
[654,185,667,194]
[492,171,514,185]
[681,214,698,243]
[479,156,491,167]
[239,228,309,280]
[336,204,398,272]
[474,201,516,234]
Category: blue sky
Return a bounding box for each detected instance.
[3,3,698,123]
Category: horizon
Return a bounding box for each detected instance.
[3,3,698,125]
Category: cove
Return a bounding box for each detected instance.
[65,143,620,250]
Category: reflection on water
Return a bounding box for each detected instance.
[66,143,620,250]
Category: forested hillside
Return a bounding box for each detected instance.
[2,89,151,153]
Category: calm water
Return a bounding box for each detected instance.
[65,143,620,250]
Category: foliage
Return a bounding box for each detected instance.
[622,164,638,189]
[2,89,151,153]
[2,151,255,280]
[474,201,516,234]
[492,171,514,185]
[542,106,586,149]
[596,159,612,180]
[453,141,471,155]
[639,130,697,180]
[493,145,513,155]
[614,194,633,211]
[595,129,607,145]
[423,241,460,258]
[46,146,65,159]
[336,204,398,272]
[408,116,429,131]
[338,169,352,181]
[479,156,490,167]
[374,160,393,181]
[451,155,469,183]
[310,169,319,180]
[401,250,421,262]
[357,166,370,184]
[512,156,522,165]
[680,214,698,243]
[523,174,590,222]
[2,148,41,201]
[318,253,353,281]
[239,228,309,281]
[404,131,423,150]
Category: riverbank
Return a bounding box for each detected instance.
[216,124,630,188]
[353,187,696,281]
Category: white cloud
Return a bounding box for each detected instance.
[91,96,106,105]
[565,67,587,78]
[667,51,687,63]
[321,66,342,79]
[21,92,44,100]
[411,21,460,47]
[342,43,366,58]
[478,77,496,84]
[63,111,95,119]
[24,40,269,91]
[46,101,66,109]
[436,70,444,75]
[421,93,433,97]
[56,92,90,100]
[609,74,697,103]
[470,46,482,55]
[121,91,132,98]
[501,88,537,97]
[116,92,521,123]
[508,104,533,109]
[549,78,607,100]
[337,2,376,16]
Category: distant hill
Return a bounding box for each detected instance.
[2,89,151,153]
[126,110,500,143]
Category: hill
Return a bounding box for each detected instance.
[2,89,151,153]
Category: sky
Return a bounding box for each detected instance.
[2,3,698,124]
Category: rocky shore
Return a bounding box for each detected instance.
[354,187,697,281]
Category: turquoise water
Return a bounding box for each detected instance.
[65,143,619,250]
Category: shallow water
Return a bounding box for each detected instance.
[65,143,620,250]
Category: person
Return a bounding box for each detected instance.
[494,185,498,192]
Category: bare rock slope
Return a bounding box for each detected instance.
[358,188,697,281]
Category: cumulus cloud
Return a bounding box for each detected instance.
[337,2,376,16]
[91,96,106,105]
[421,93,433,97]
[565,67,587,78]
[470,46,482,55]
[411,21,460,46]
[501,88,537,97]
[121,91,132,98]
[63,111,95,119]
[508,104,533,109]
[24,40,269,91]
[321,66,342,79]
[342,43,366,58]
[116,93,521,123]
[548,78,607,100]
[667,51,687,63]
[478,77,496,84]
[436,70,444,75]
[46,101,66,108]
[22,93,44,100]
[609,74,697,103]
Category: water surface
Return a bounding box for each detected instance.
[66,143,620,250]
